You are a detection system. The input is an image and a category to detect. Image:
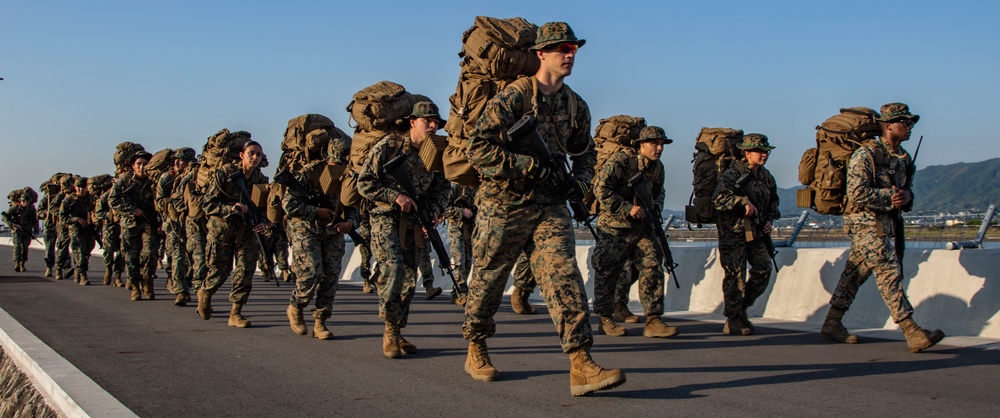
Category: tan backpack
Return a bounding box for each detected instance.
[278,114,350,173]
[146,148,174,181]
[593,115,647,173]
[442,16,541,186]
[196,129,253,189]
[113,142,146,173]
[797,107,880,215]
[686,127,744,225]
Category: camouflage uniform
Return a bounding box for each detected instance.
[54,179,75,275]
[172,168,208,291]
[592,146,666,320]
[712,137,780,328]
[108,170,162,298]
[201,163,269,306]
[463,74,597,352]
[357,213,376,290]
[830,137,914,321]
[2,194,38,268]
[36,190,59,272]
[260,223,291,281]
[157,169,190,298]
[358,135,450,330]
[94,188,125,283]
[444,184,475,298]
[60,179,98,283]
[511,251,538,292]
[282,165,358,322]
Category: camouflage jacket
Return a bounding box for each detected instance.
[155,171,177,221]
[843,138,913,233]
[108,172,159,230]
[171,169,201,219]
[203,163,269,221]
[357,135,449,220]
[2,204,38,234]
[595,149,664,229]
[59,192,96,228]
[36,194,56,227]
[443,183,477,224]
[282,159,359,230]
[713,159,780,235]
[467,76,595,206]
[94,189,116,226]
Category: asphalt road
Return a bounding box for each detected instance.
[0,248,998,417]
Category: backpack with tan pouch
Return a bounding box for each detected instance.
[442,16,541,186]
[685,127,744,225]
[796,107,881,215]
[585,115,647,212]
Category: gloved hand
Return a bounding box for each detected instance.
[568,177,589,202]
[526,157,552,183]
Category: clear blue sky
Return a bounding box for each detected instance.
[3,0,998,211]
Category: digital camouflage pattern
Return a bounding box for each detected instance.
[94,189,125,278]
[54,181,75,273]
[830,138,914,322]
[171,169,207,290]
[592,149,666,317]
[512,251,537,292]
[444,183,476,293]
[419,244,435,288]
[530,21,586,50]
[36,192,59,269]
[357,213,376,289]
[282,168,357,320]
[463,75,596,352]
[712,159,780,319]
[201,164,269,305]
[876,102,920,123]
[108,172,161,290]
[358,135,450,328]
[158,170,190,296]
[2,196,38,264]
[60,190,97,278]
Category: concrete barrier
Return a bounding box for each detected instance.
[5,237,998,339]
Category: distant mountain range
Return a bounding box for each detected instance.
[774,157,1000,216]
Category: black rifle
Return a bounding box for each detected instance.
[891,135,922,274]
[734,172,780,272]
[122,182,162,231]
[507,115,598,241]
[272,170,367,247]
[627,173,680,288]
[227,171,278,287]
[383,155,467,296]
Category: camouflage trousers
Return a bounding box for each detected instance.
[68,225,96,276]
[830,221,914,323]
[102,222,124,274]
[613,260,640,307]
[463,202,593,353]
[43,223,58,268]
[718,228,772,319]
[370,213,422,328]
[592,226,665,317]
[186,217,208,291]
[357,212,381,287]
[56,224,73,271]
[11,230,30,263]
[121,223,160,289]
[447,218,473,294]
[512,251,537,292]
[203,217,258,305]
[164,219,190,296]
[419,241,435,287]
[257,225,290,278]
[287,218,345,320]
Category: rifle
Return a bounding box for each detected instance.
[227,171,279,287]
[383,154,467,296]
[507,115,598,241]
[272,170,367,247]
[734,172,780,272]
[122,182,162,231]
[891,135,922,274]
[627,173,680,288]
[67,197,103,249]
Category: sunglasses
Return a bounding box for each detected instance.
[548,42,579,54]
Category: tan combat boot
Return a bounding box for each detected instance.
[383,323,402,359]
[130,285,142,301]
[114,271,123,287]
[599,316,627,337]
[313,317,333,340]
[568,348,626,396]
[398,335,417,354]
[281,269,292,283]
[103,269,112,285]
[228,303,251,328]
[55,268,63,280]
[739,309,755,333]
[451,293,468,306]
[644,316,679,338]
[287,304,307,335]
[44,267,52,277]
[142,277,155,300]
[465,339,499,382]
[79,272,90,286]
[613,303,639,324]
[820,307,858,343]
[510,288,536,315]
[173,293,187,307]
[424,283,443,300]
[723,317,752,335]
[899,316,945,353]
[196,289,211,320]
[362,281,373,294]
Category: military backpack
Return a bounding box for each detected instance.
[686,127,744,225]
[796,107,881,215]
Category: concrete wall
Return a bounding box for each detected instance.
[6,237,998,339]
[339,244,1000,340]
